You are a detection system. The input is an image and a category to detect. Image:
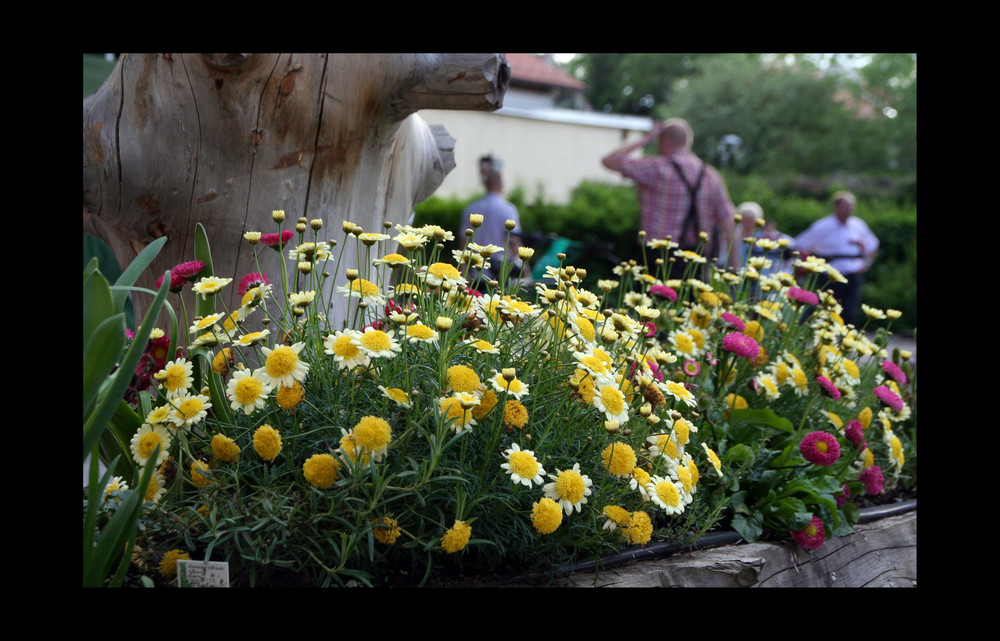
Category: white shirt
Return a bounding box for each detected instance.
[793,214,879,276]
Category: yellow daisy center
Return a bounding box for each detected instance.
[676,465,693,493]
[602,442,637,477]
[632,467,651,486]
[447,365,480,393]
[138,432,163,459]
[667,381,692,399]
[674,334,694,353]
[234,377,263,404]
[599,385,625,413]
[360,331,392,352]
[164,365,188,390]
[554,470,586,503]
[407,324,436,340]
[266,346,299,377]
[332,335,360,358]
[816,440,829,453]
[178,398,204,419]
[428,262,461,279]
[508,451,538,478]
[655,480,680,507]
[805,523,818,537]
[145,475,161,501]
[354,416,392,451]
[350,279,380,297]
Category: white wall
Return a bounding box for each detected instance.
[418,107,653,204]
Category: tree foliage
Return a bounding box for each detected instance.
[565,53,916,176]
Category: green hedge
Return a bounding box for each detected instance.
[414,174,915,332]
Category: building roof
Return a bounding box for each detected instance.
[506,53,586,91]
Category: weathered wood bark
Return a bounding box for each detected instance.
[536,511,916,588]
[83,53,509,328]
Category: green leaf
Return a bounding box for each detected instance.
[112,236,167,312]
[194,223,217,319]
[83,314,126,420]
[731,513,763,542]
[83,272,170,461]
[83,267,116,347]
[728,408,795,435]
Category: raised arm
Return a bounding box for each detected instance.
[601,121,664,171]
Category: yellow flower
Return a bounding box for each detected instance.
[210,434,241,463]
[502,399,529,430]
[446,364,481,394]
[531,497,563,535]
[260,342,310,389]
[190,460,214,489]
[543,463,593,515]
[352,416,393,461]
[622,511,653,546]
[303,453,341,488]
[212,348,236,376]
[159,549,192,578]
[130,423,172,467]
[472,389,499,420]
[253,424,282,462]
[276,381,305,411]
[372,516,402,545]
[441,520,472,553]
[601,441,637,478]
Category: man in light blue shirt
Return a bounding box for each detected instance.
[459,168,523,287]
[793,191,879,326]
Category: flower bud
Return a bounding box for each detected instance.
[310,218,323,231]
[469,214,484,228]
[245,231,261,245]
[435,316,453,331]
[272,209,286,223]
[504,219,517,231]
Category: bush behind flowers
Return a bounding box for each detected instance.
[100,213,915,587]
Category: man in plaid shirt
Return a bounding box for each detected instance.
[602,118,738,272]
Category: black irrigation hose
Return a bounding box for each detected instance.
[486,499,917,586]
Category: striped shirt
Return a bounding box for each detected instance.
[611,150,736,253]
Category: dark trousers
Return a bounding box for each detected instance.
[825,272,864,327]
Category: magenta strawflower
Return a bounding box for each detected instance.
[260,230,295,250]
[786,287,820,306]
[835,483,851,509]
[155,271,189,293]
[791,516,826,551]
[642,321,657,338]
[844,419,865,449]
[880,360,907,386]
[238,272,271,297]
[873,385,904,411]
[720,312,745,331]
[173,260,207,280]
[816,375,841,400]
[859,465,885,496]
[721,332,760,360]
[650,285,677,302]
[682,359,701,377]
[799,431,841,467]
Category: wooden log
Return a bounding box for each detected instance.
[530,511,916,588]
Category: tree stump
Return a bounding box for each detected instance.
[83,53,509,328]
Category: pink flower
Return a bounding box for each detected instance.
[682,360,701,377]
[650,285,677,302]
[844,419,866,449]
[873,385,904,411]
[791,516,826,551]
[721,332,760,360]
[881,360,907,386]
[859,465,885,496]
[238,272,271,297]
[786,287,820,306]
[835,483,851,509]
[173,260,206,280]
[260,230,295,250]
[642,321,657,338]
[799,431,841,467]
[720,312,745,331]
[816,375,841,400]
[155,271,189,292]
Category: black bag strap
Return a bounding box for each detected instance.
[671,159,706,246]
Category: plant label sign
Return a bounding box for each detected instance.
[176,560,230,587]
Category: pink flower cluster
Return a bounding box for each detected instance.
[260,230,295,250]
[720,312,745,331]
[650,285,677,302]
[155,259,207,292]
[816,375,841,400]
[721,332,760,360]
[238,272,270,297]
[873,385,904,411]
[800,431,841,467]
[844,419,866,449]
[791,516,826,551]
[859,466,885,496]
[881,360,907,386]
[786,287,820,306]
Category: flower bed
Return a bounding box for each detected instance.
[83,212,916,588]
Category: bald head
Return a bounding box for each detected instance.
[659,117,694,155]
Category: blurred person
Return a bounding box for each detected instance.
[792,190,879,326]
[602,117,738,277]
[459,168,523,287]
